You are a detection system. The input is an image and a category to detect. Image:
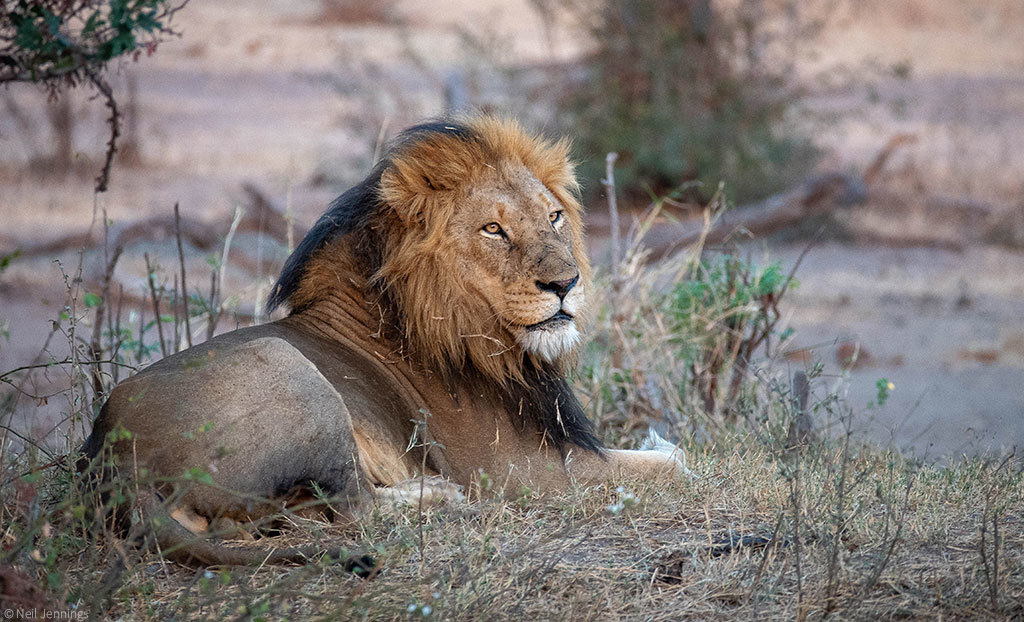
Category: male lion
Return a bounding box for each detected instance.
[82,116,685,566]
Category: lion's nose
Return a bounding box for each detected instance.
[536,274,579,299]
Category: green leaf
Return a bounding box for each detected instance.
[83,292,102,308]
[44,11,60,37]
[185,467,214,485]
[82,12,102,37]
[875,378,893,408]
[0,248,20,271]
[756,263,785,296]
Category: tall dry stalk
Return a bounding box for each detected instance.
[601,152,624,369]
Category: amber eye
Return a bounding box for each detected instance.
[549,210,563,224]
[482,222,504,236]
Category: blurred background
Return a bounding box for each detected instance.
[1,0,1022,460]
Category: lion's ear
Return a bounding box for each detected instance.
[379,166,432,226]
[379,149,472,225]
[378,130,482,225]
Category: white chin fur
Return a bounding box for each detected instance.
[519,322,580,362]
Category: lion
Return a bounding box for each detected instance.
[81,116,686,567]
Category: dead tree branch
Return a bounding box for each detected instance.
[638,134,922,261]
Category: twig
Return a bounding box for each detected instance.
[144,253,167,359]
[0,425,59,464]
[219,206,243,304]
[84,69,120,193]
[824,415,854,617]
[602,152,621,278]
[60,253,88,448]
[861,474,914,595]
[172,271,181,350]
[601,153,624,369]
[207,269,217,341]
[979,450,1014,614]
[136,301,146,363]
[206,205,244,340]
[418,419,428,578]
[1,204,303,266]
[105,237,117,374]
[372,116,390,165]
[174,202,192,348]
[0,356,140,383]
[88,244,123,403]
[112,284,124,383]
[747,510,785,614]
[789,472,804,619]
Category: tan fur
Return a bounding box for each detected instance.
[85,116,684,567]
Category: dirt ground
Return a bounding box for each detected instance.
[1,0,1022,461]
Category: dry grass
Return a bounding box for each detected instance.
[18,439,1019,620]
[1,205,1022,620]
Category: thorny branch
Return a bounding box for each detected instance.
[0,1,189,191]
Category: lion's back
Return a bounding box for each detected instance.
[83,321,410,505]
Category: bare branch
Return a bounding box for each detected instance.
[174,202,192,348]
[84,69,119,192]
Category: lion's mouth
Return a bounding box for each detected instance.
[525,311,574,331]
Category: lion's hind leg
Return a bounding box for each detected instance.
[169,505,209,535]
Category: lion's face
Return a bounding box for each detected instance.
[450,162,586,363]
[301,117,595,382]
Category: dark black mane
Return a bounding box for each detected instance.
[266,120,477,314]
[499,359,603,454]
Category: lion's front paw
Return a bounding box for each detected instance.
[375,476,466,506]
[639,429,694,479]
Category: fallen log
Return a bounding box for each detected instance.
[638,133,918,261]
[0,182,306,262]
[640,171,866,260]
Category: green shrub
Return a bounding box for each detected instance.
[561,0,819,203]
[669,256,791,357]
[0,0,184,89]
[0,0,187,189]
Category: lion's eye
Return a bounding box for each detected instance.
[482,222,505,237]
[549,210,563,224]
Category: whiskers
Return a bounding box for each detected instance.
[518,323,580,362]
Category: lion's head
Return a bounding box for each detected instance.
[268,116,592,387]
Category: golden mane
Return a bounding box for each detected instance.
[270,116,592,387]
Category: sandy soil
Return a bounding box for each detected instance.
[1,0,1022,460]
[773,243,1024,460]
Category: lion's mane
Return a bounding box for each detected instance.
[266,117,601,453]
